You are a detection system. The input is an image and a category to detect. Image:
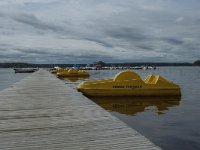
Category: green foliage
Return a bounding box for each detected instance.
[193,60,200,66]
[0,61,196,68]
[95,61,106,67]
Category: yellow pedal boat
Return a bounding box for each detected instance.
[77,70,181,96]
[51,68,66,74]
[57,69,90,78]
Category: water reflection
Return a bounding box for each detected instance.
[89,96,181,115]
[58,77,88,82]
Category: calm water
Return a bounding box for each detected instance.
[0,67,200,150]
[60,67,200,150]
[0,69,30,91]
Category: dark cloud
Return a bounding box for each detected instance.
[135,45,154,51]
[106,27,147,41]
[85,38,114,48]
[1,47,114,63]
[163,38,184,45]
[12,13,64,32]
[0,0,200,63]
[16,48,51,55]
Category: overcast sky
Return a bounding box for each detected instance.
[0,0,200,64]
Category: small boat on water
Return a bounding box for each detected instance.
[14,68,38,73]
[77,70,181,96]
[57,69,90,78]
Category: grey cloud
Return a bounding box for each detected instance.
[85,38,114,48]
[135,45,154,51]
[0,43,12,46]
[106,27,147,41]
[16,48,51,55]
[0,12,5,18]
[163,38,184,45]
[60,54,116,64]
[0,0,200,63]
[5,46,114,63]
[11,13,64,32]
[0,53,24,59]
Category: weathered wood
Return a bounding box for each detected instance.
[0,69,161,150]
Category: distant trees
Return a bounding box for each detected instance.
[193,60,200,66]
[95,61,106,67]
[0,60,199,68]
[0,63,30,68]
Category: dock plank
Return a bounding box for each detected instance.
[0,69,160,150]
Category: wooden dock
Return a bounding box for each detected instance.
[0,69,161,150]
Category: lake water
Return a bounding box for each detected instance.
[0,69,30,91]
[0,67,200,150]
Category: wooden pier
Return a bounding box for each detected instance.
[0,69,160,150]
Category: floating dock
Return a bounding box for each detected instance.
[0,69,160,149]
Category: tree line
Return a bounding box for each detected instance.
[0,60,199,68]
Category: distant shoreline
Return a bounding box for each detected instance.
[0,62,199,68]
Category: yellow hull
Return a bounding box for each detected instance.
[51,69,65,74]
[57,74,89,77]
[78,88,181,96]
[77,70,181,97]
[57,69,90,78]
